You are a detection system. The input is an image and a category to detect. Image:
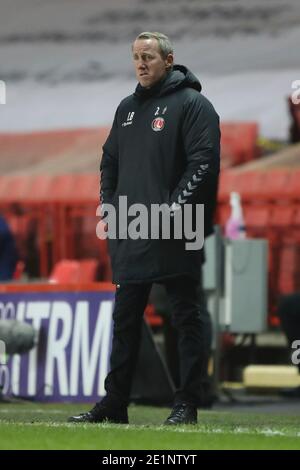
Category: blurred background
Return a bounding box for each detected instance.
[1,0,300,403]
[0,0,299,136]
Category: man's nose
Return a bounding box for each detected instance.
[137,59,146,69]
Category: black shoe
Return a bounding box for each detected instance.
[68,402,129,424]
[164,402,197,425]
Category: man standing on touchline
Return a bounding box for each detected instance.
[69,31,220,425]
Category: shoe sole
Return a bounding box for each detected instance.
[164,420,197,425]
[68,417,128,424]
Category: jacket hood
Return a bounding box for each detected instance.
[134,64,202,99]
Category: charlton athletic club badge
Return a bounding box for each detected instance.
[151,117,165,132]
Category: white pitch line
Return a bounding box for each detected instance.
[0,420,299,439]
[0,409,65,414]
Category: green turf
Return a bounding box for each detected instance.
[0,403,300,450]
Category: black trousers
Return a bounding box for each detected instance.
[103,275,212,408]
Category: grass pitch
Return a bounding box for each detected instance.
[0,403,299,450]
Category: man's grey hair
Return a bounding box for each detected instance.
[134,32,173,59]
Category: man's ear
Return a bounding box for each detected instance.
[165,53,174,70]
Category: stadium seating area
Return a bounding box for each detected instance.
[0,124,299,326]
[218,168,300,324]
[220,122,261,168]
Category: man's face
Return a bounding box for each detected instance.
[132,38,173,88]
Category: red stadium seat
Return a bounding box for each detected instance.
[220,122,260,168]
[218,171,239,203]
[284,170,300,200]
[244,204,271,230]
[70,175,99,202]
[144,304,163,327]
[271,204,295,229]
[78,259,98,282]
[49,259,99,283]
[49,260,81,283]
[13,260,25,280]
[259,170,291,201]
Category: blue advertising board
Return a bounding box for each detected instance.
[0,286,115,402]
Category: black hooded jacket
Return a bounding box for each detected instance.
[100,65,220,284]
